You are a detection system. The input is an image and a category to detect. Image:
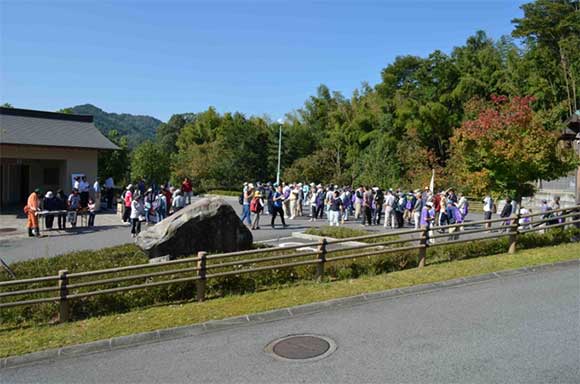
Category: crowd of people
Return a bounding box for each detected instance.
[24,175,109,237]
[120,177,193,237]
[24,174,568,240]
[238,182,473,232]
[237,182,567,234]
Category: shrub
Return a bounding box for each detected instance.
[2,227,578,325]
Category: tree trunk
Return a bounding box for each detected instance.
[560,49,573,116]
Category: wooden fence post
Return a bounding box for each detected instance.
[316,238,327,281]
[58,269,69,323]
[508,213,520,254]
[196,251,207,302]
[418,227,428,269]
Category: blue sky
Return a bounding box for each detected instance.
[1,0,524,122]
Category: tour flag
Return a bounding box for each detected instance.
[429,169,435,193]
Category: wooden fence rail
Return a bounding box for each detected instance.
[1,205,579,322]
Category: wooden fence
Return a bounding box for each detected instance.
[1,205,579,323]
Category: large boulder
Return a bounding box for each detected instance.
[136,197,253,258]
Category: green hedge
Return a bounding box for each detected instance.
[1,227,579,325]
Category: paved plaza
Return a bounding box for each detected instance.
[0,195,485,265]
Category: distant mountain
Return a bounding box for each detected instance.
[68,104,162,147]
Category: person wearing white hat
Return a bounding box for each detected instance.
[383,189,396,229]
[421,201,435,244]
[240,183,254,225]
[43,191,57,230]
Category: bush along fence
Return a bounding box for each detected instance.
[1,205,579,324]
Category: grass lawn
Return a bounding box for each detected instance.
[304,226,398,243]
[204,190,240,197]
[1,241,578,358]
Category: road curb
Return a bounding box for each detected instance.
[2,258,578,370]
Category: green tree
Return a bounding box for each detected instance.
[512,0,580,114]
[156,114,192,153]
[131,141,170,185]
[98,130,130,185]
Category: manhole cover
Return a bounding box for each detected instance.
[0,228,17,233]
[266,334,336,361]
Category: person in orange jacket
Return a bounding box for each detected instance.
[25,188,42,237]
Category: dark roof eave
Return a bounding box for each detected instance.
[0,142,119,151]
[0,107,93,122]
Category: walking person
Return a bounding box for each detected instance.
[457,193,469,220]
[328,190,344,226]
[56,189,68,230]
[43,191,58,230]
[172,190,185,212]
[93,179,101,211]
[324,186,334,219]
[315,185,325,219]
[250,191,264,230]
[88,198,96,227]
[340,188,351,224]
[483,194,494,230]
[420,201,434,243]
[282,183,291,219]
[130,192,145,237]
[413,191,423,230]
[181,177,193,205]
[25,188,42,237]
[265,183,273,215]
[373,188,384,225]
[395,192,405,228]
[438,192,448,229]
[240,183,254,225]
[67,189,81,227]
[447,202,463,241]
[271,185,287,228]
[500,197,513,231]
[308,188,317,221]
[354,186,363,220]
[518,206,532,230]
[289,184,298,219]
[105,176,115,210]
[383,189,396,229]
[156,189,167,222]
[362,186,373,226]
[550,196,562,223]
[122,185,133,223]
[79,176,90,208]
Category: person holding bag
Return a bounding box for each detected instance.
[250,191,264,230]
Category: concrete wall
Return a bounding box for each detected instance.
[0,144,98,205]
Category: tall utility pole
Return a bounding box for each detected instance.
[276,122,282,186]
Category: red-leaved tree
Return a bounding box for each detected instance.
[449,95,577,202]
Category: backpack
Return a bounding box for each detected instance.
[238,193,244,205]
[250,198,260,213]
[356,190,362,199]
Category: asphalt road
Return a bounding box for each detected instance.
[3,264,578,383]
